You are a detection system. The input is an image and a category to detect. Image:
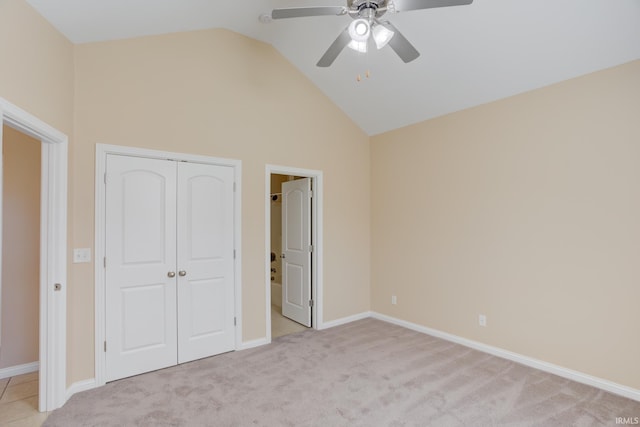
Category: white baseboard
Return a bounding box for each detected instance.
[371,312,640,402]
[0,361,39,379]
[238,338,269,351]
[66,378,98,401]
[319,311,372,330]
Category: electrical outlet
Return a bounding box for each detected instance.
[478,314,487,327]
[391,295,397,305]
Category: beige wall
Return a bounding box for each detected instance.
[0,0,74,135]
[371,60,640,390]
[72,29,371,384]
[1,125,41,369]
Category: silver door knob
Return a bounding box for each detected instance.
[168,271,176,278]
[178,270,187,277]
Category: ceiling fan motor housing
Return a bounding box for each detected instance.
[348,0,389,19]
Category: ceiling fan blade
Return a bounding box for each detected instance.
[272,6,346,20]
[381,22,420,63]
[316,27,352,67]
[391,0,473,12]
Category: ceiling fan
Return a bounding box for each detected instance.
[271,0,473,67]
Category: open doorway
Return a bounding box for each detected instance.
[0,98,68,412]
[0,125,41,420]
[270,174,308,339]
[265,165,323,342]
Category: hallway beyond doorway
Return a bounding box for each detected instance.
[0,372,48,426]
[271,305,306,339]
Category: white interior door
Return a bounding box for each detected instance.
[105,155,178,381]
[177,162,235,363]
[281,178,312,327]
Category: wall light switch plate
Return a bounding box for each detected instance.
[73,248,91,263]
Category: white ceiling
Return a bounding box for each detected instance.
[26,0,640,135]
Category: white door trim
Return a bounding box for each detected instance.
[95,144,242,387]
[0,97,68,411]
[265,165,323,342]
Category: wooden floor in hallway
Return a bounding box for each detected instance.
[271,304,307,338]
[0,372,48,426]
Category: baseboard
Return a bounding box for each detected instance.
[66,378,98,401]
[238,337,269,351]
[319,311,372,330]
[371,312,640,402]
[0,361,39,379]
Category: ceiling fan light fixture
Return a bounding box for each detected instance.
[347,18,370,52]
[348,18,370,42]
[347,39,368,53]
[372,24,394,49]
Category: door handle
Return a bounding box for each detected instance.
[178,270,187,277]
[281,253,286,259]
[168,271,176,278]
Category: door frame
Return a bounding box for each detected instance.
[0,98,68,411]
[94,144,242,387]
[265,165,323,341]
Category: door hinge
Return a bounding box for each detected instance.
[104,173,107,184]
[104,257,106,268]
[309,299,314,307]
[234,317,237,326]
[309,245,313,253]
[309,190,313,198]
[233,249,236,259]
[233,182,236,192]
[104,341,107,352]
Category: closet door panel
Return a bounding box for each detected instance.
[105,155,178,382]
[177,162,235,363]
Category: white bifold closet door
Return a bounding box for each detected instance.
[105,154,235,382]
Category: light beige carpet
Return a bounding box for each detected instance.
[44,319,639,426]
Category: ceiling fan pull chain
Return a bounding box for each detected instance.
[356,69,371,82]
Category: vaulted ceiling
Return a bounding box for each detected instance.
[26,0,640,135]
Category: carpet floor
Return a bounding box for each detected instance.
[44,319,639,426]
